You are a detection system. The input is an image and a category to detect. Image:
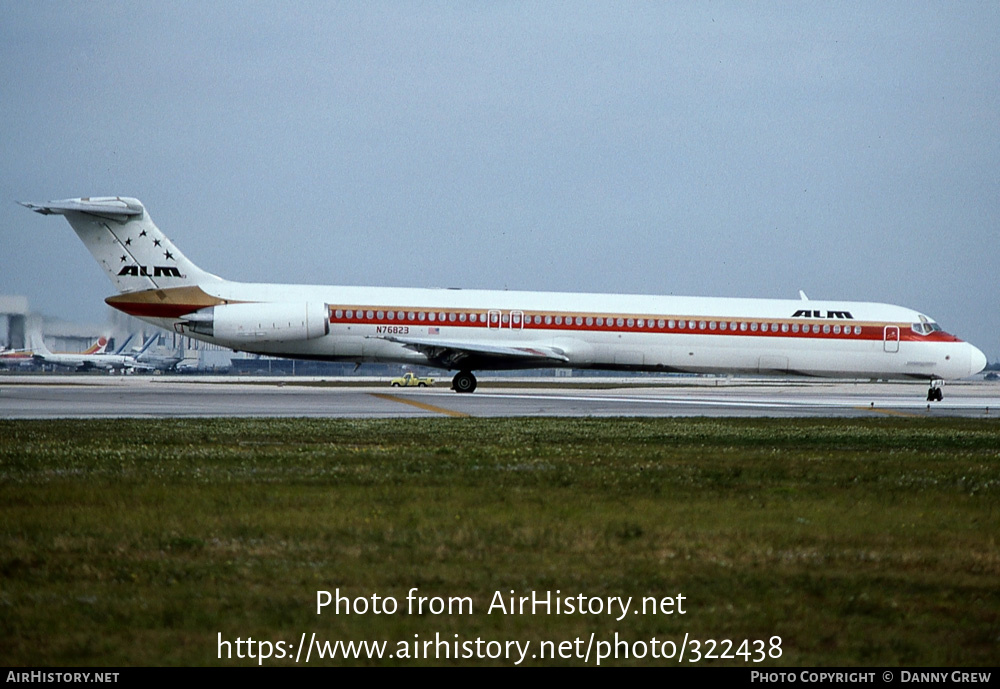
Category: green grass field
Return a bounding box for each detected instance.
[1,417,997,666]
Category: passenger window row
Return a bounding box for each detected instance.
[330,308,866,336]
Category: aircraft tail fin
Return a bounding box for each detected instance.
[19,197,223,294]
[136,334,159,358]
[27,331,52,357]
[112,334,136,355]
[82,336,109,355]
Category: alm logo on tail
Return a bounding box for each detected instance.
[118,265,184,278]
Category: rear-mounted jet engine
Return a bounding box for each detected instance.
[179,302,329,344]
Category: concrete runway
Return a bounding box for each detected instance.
[1,375,998,419]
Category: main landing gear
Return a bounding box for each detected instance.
[452,370,477,393]
[927,380,944,402]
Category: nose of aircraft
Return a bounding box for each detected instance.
[968,344,987,377]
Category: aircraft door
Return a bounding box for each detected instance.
[883,325,900,353]
[487,310,524,329]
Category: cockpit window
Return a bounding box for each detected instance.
[912,316,943,335]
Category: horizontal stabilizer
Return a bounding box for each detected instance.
[19,197,143,219]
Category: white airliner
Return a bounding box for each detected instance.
[2,338,105,369]
[29,332,137,372]
[129,335,185,372]
[21,197,986,398]
[0,347,36,369]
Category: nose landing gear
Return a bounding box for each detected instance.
[927,380,943,402]
[452,370,477,393]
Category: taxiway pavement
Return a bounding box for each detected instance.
[1,376,997,419]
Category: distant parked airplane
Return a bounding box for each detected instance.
[0,347,36,369]
[1,336,107,369]
[28,332,137,372]
[129,335,185,372]
[21,196,986,398]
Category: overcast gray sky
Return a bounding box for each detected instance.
[2,1,997,359]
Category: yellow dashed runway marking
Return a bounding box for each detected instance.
[854,406,926,418]
[370,393,471,418]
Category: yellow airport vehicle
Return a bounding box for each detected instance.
[390,372,435,387]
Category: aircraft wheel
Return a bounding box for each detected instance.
[452,371,477,393]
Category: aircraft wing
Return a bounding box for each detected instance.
[374,335,569,369]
